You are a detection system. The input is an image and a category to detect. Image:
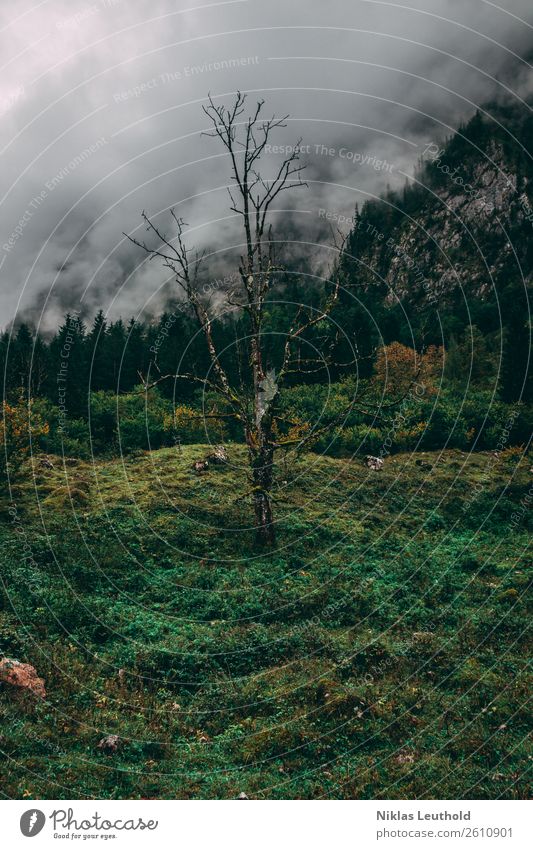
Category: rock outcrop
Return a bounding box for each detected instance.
[343,104,532,310]
[0,658,46,698]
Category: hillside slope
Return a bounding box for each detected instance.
[0,446,531,799]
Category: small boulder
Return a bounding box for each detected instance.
[192,459,209,473]
[412,631,434,644]
[395,751,415,764]
[97,734,121,754]
[0,658,46,699]
[206,445,228,465]
[237,792,249,800]
[366,455,384,471]
[38,456,54,470]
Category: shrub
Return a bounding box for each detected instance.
[165,403,228,445]
[0,396,49,481]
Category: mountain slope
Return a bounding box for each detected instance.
[343,102,533,308]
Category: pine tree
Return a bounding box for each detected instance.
[47,313,87,419]
[86,309,108,391]
[121,318,147,391]
[500,293,532,403]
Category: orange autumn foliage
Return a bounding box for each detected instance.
[374,342,443,397]
[0,398,49,481]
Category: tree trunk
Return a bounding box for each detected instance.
[251,445,275,547]
[253,487,275,547]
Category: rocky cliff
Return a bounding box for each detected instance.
[343,102,533,310]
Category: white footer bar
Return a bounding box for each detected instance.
[2,799,531,848]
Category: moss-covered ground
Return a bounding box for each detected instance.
[0,446,530,799]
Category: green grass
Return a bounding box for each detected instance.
[0,445,531,799]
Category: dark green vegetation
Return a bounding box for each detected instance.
[0,445,531,799]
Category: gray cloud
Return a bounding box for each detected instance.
[0,0,531,333]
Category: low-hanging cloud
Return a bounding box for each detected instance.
[0,0,531,334]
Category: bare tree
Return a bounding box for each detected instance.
[126,92,350,546]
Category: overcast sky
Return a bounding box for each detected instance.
[0,0,531,332]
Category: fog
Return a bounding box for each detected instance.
[0,0,531,332]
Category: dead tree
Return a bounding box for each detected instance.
[126,92,350,546]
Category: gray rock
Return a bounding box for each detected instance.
[192,459,209,473]
[97,734,121,754]
[206,445,228,465]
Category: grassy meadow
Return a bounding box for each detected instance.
[0,445,531,799]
